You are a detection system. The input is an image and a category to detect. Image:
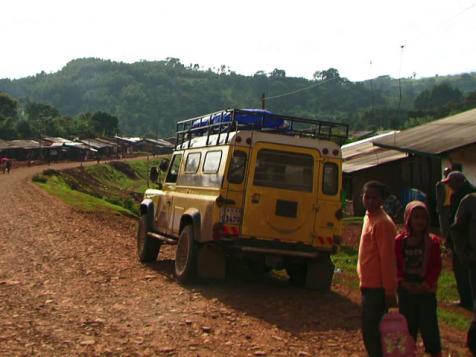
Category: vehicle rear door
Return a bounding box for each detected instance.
[241,143,318,244]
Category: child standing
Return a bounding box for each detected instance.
[395,201,442,356]
[358,181,398,357]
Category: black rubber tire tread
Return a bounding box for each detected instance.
[137,215,161,262]
[175,225,198,284]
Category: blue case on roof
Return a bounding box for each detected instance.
[191,109,289,130]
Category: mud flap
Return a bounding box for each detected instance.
[197,245,226,280]
[305,255,334,291]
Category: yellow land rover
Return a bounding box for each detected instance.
[137,108,348,290]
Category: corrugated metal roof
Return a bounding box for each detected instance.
[342,131,407,173]
[0,140,40,149]
[373,108,476,155]
[80,139,113,149]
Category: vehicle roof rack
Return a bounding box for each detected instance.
[175,108,349,149]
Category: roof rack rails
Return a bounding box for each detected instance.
[175,108,349,149]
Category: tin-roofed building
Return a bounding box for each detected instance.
[373,108,476,185]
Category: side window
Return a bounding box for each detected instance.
[227,151,247,184]
[165,154,183,183]
[322,162,339,195]
[184,152,201,174]
[203,151,222,174]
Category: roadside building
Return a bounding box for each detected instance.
[0,139,42,161]
[374,108,476,186]
[342,132,408,216]
[79,138,117,158]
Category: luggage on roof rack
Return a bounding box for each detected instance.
[175,108,349,148]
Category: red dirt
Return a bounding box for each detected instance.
[0,163,469,356]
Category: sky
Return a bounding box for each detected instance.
[1,0,475,81]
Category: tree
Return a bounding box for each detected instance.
[0,92,18,119]
[314,68,340,81]
[90,111,119,136]
[25,102,60,121]
[414,82,463,110]
[270,68,286,78]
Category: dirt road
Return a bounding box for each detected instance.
[0,164,467,356]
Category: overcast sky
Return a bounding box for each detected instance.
[1,0,475,81]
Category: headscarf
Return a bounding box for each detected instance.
[402,200,432,279]
[403,200,430,236]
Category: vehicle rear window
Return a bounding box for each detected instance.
[253,149,313,192]
[203,150,222,174]
[227,151,247,184]
[322,162,339,195]
[184,152,201,174]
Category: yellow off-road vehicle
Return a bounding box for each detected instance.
[137,108,348,290]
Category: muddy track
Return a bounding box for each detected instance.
[0,163,468,356]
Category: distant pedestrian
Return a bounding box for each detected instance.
[436,167,453,240]
[383,193,403,223]
[444,171,476,309]
[358,181,397,357]
[4,159,12,174]
[395,201,442,356]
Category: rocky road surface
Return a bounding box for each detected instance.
[0,163,468,356]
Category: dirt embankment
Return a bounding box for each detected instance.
[0,163,469,356]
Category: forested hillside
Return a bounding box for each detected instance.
[1,57,476,137]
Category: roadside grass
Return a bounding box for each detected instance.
[34,174,132,216]
[33,159,166,218]
[332,244,471,331]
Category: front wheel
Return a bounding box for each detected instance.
[137,215,161,262]
[175,225,198,284]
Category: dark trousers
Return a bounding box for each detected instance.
[469,262,476,312]
[361,288,387,357]
[398,290,441,354]
[453,253,473,308]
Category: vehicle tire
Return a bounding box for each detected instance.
[137,214,161,262]
[306,254,334,292]
[246,256,272,275]
[175,225,198,284]
[285,262,307,286]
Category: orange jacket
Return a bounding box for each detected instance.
[357,208,397,295]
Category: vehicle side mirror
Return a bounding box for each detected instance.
[149,166,159,183]
[159,159,169,172]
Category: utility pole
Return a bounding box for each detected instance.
[261,93,266,109]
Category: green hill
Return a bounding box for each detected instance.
[1,58,476,136]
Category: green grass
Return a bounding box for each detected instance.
[33,159,168,218]
[34,174,133,216]
[438,308,471,331]
[343,216,364,223]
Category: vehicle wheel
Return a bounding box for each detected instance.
[175,225,198,284]
[137,215,161,262]
[306,254,334,292]
[246,256,272,275]
[285,262,307,286]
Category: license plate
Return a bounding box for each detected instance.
[222,207,242,224]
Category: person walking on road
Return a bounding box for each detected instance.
[4,159,12,174]
[436,167,452,240]
[395,200,442,356]
[358,181,397,357]
[444,171,476,309]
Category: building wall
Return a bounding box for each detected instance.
[346,155,441,222]
[442,143,476,185]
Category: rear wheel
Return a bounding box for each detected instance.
[285,262,307,286]
[175,225,198,284]
[137,215,161,262]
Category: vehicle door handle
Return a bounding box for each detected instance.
[251,193,260,204]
